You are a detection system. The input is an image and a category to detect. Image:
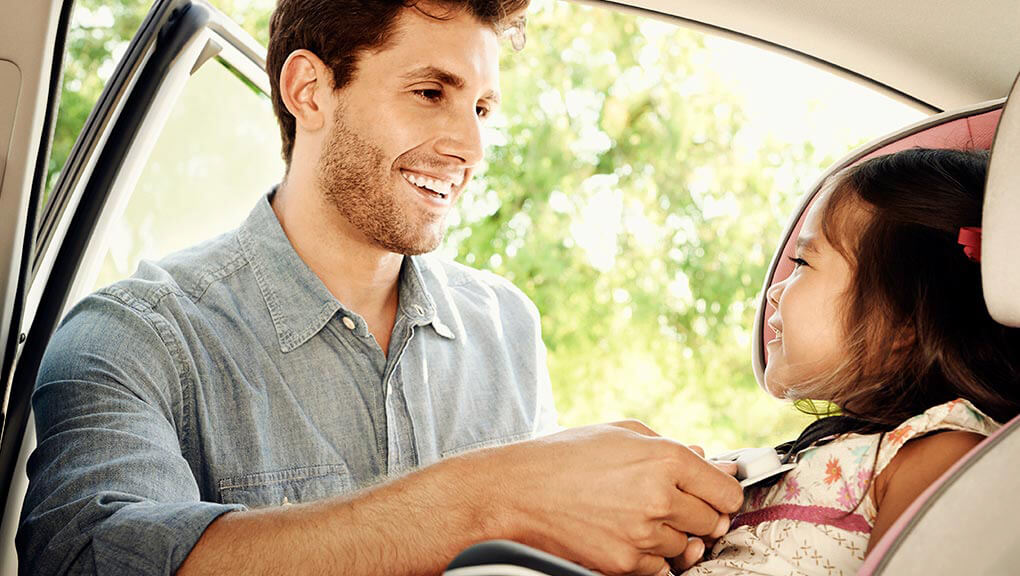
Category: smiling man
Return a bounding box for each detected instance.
[17,1,742,575]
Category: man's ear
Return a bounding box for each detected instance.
[279,49,332,132]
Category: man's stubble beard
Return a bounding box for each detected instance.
[316,109,448,255]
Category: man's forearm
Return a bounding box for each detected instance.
[178,452,511,575]
[177,423,745,576]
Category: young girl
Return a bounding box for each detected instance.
[685,148,1020,575]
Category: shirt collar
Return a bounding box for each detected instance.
[238,192,455,353]
[398,255,457,340]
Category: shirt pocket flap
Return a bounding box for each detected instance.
[217,463,353,508]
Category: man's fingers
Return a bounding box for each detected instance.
[662,489,725,536]
[713,461,738,476]
[685,536,706,565]
[641,523,689,558]
[673,536,705,571]
[670,451,744,514]
[610,419,660,437]
[710,513,730,539]
[632,554,670,576]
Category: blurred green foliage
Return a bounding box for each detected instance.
[454,2,824,450]
[46,0,924,452]
[43,0,273,205]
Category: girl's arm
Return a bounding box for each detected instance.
[867,430,985,553]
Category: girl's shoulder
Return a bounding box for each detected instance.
[875,398,1000,476]
[743,399,998,515]
[866,400,997,547]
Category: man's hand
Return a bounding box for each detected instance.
[668,447,739,572]
[484,421,743,576]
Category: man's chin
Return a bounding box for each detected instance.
[404,238,443,256]
[400,245,438,256]
[382,229,445,256]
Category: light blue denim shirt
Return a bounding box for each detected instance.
[18,192,558,575]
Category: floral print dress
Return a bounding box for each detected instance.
[684,399,999,576]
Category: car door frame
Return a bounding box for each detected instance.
[0,0,272,569]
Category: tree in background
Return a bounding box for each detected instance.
[46,0,908,452]
[44,0,272,204]
[442,1,824,449]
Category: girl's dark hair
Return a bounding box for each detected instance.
[780,148,1020,456]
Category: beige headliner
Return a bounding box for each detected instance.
[602,0,1020,112]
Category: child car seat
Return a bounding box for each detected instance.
[855,71,1020,576]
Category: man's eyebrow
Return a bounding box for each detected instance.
[402,65,464,88]
[401,65,501,104]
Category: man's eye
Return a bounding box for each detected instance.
[476,105,490,118]
[787,256,809,268]
[414,89,442,102]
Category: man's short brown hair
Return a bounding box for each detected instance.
[267,0,529,169]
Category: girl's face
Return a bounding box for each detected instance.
[763,187,857,399]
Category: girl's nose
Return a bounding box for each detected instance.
[766,280,784,307]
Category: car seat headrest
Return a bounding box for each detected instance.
[982,72,1020,327]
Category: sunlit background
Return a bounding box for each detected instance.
[46,0,926,454]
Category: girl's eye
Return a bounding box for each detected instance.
[414,89,442,102]
[788,256,809,268]
[476,105,490,118]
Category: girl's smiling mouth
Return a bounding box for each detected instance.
[767,318,783,342]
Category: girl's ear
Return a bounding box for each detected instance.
[895,323,917,348]
[863,314,915,375]
[888,326,917,358]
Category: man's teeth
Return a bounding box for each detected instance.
[403,172,454,197]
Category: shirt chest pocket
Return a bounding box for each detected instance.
[217,463,353,508]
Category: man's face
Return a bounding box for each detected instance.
[317,6,501,255]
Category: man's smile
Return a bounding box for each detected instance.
[400,168,465,199]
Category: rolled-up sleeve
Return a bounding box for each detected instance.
[17,291,243,576]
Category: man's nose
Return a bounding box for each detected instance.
[435,106,484,166]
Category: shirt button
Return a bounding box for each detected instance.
[434,321,454,339]
[413,304,426,317]
[342,316,356,330]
